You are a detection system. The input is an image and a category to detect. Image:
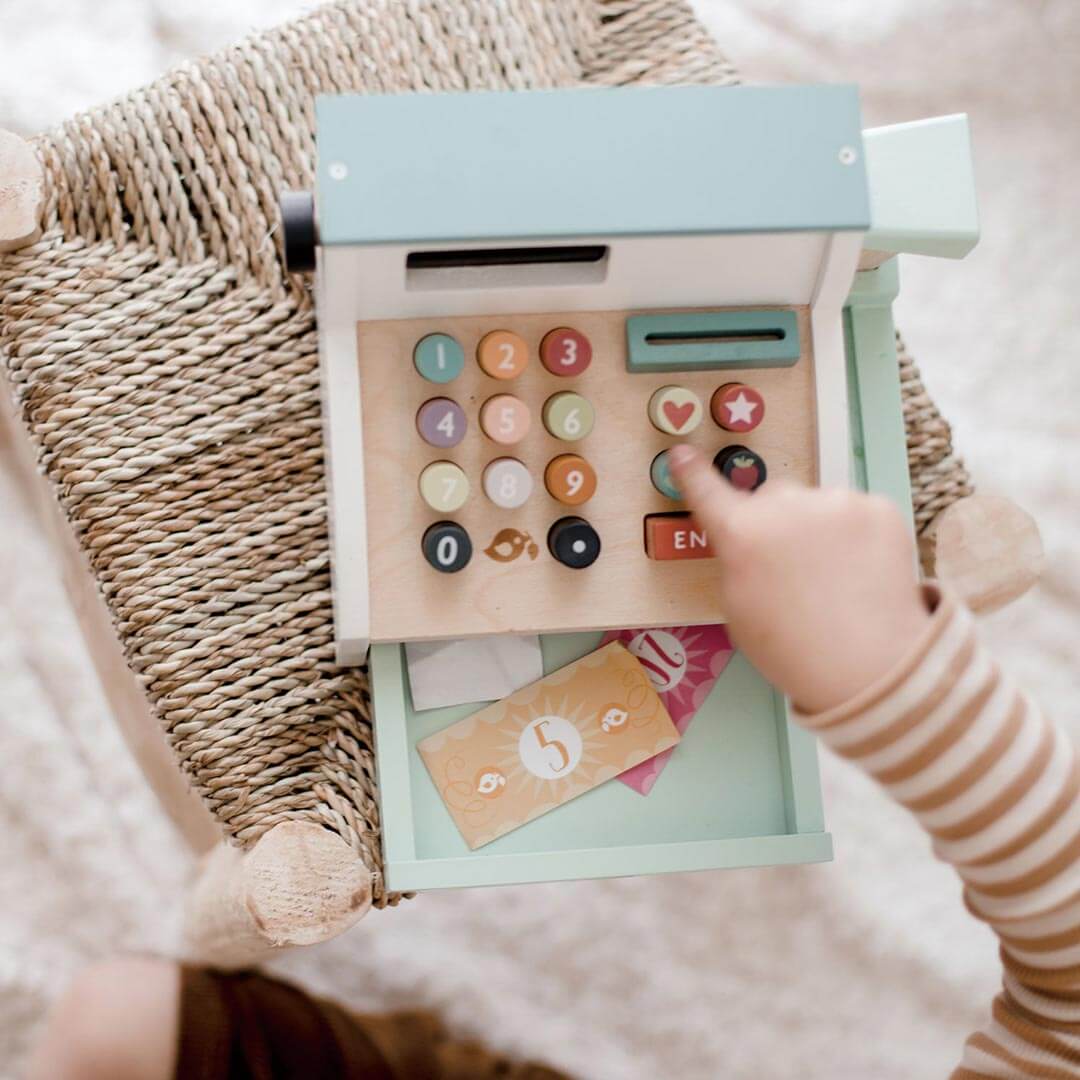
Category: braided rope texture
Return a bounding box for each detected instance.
[0,0,968,906]
[0,0,738,906]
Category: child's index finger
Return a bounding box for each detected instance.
[667,444,744,538]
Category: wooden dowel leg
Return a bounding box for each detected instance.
[184,821,373,969]
[920,494,1044,614]
[0,129,43,253]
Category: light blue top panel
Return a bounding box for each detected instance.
[315,85,870,246]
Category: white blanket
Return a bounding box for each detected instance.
[1,2,1077,1075]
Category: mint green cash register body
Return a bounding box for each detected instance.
[300,84,978,892]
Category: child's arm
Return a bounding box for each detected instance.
[670,446,1080,1079]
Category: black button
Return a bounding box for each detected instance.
[422,521,472,573]
[548,517,601,569]
[280,190,316,273]
[713,445,767,492]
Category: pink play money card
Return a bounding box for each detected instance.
[599,625,734,795]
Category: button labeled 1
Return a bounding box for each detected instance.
[414,333,464,383]
[419,461,469,511]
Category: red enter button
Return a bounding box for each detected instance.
[645,514,715,560]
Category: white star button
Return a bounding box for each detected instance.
[725,392,758,426]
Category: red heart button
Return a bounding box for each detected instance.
[662,400,695,430]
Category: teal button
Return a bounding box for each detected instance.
[414,333,464,383]
[650,450,682,500]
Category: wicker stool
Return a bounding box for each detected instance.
[0,0,1040,968]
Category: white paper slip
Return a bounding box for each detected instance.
[404,635,545,712]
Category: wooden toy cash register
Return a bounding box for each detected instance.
[282,84,978,892]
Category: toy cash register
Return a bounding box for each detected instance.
[282,84,977,892]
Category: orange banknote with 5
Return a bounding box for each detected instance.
[418,641,680,849]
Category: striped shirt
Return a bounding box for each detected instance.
[794,585,1080,1078]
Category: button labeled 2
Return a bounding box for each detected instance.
[644,514,714,560]
[477,330,528,379]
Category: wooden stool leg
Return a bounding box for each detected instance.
[184,821,373,968]
[920,495,1044,613]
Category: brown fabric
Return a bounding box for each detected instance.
[174,966,571,1080]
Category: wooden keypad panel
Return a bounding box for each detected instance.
[356,307,816,643]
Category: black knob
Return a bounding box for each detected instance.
[280,190,317,273]
[548,517,601,569]
[422,521,472,573]
[713,445,767,492]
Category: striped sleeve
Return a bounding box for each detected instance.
[793,585,1080,1078]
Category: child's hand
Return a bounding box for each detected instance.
[668,446,933,713]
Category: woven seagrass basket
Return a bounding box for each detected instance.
[0,0,974,917]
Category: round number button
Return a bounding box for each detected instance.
[542,391,595,441]
[539,327,592,376]
[483,458,533,509]
[419,460,470,511]
[479,394,531,444]
[713,445,767,492]
[548,516,601,569]
[647,386,703,436]
[416,397,466,448]
[414,333,464,383]
[477,330,529,379]
[422,521,472,573]
[650,450,682,500]
[711,383,765,433]
[544,453,597,505]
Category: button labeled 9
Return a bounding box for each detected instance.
[545,454,596,505]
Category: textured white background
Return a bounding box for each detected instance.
[0,2,1078,1077]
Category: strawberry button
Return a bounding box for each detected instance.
[714,445,767,492]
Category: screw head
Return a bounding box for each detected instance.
[838,146,858,166]
[327,161,348,181]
